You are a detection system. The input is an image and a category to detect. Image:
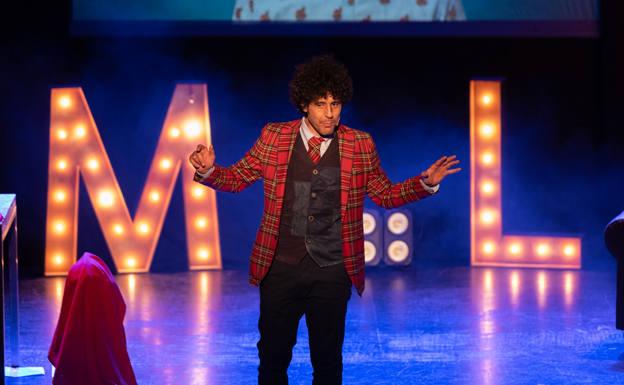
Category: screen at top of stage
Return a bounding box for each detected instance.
[72,0,599,37]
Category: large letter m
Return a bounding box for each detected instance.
[45,84,221,275]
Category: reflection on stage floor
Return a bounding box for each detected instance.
[8,266,624,384]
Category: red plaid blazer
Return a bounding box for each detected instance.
[195,119,432,295]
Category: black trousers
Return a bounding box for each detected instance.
[257,254,352,385]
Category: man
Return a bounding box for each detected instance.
[189,55,460,384]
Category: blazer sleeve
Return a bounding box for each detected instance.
[364,134,433,208]
[193,124,270,193]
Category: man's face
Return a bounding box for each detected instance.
[303,94,342,136]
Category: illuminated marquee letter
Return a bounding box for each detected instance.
[470,80,581,269]
[45,84,221,275]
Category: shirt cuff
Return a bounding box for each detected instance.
[195,166,215,179]
[419,179,440,194]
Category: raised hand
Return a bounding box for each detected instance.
[188,144,216,174]
[420,155,461,186]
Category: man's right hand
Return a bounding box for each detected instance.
[189,144,215,174]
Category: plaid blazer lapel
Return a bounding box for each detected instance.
[274,120,301,212]
[337,125,354,220]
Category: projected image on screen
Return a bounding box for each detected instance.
[74,0,598,22]
[233,0,465,21]
[72,0,599,36]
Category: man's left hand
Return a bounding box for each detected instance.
[421,155,461,186]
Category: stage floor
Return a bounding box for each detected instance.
[7,266,624,384]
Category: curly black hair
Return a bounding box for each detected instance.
[289,55,353,115]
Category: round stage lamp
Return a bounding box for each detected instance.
[383,209,413,266]
[364,241,377,264]
[386,240,410,264]
[387,212,409,235]
[363,212,376,235]
[363,209,383,266]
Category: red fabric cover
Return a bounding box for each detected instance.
[48,252,138,385]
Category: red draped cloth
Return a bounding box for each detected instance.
[48,252,138,385]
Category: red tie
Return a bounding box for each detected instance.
[307,136,325,164]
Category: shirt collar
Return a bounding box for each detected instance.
[300,117,315,143]
[300,118,335,142]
